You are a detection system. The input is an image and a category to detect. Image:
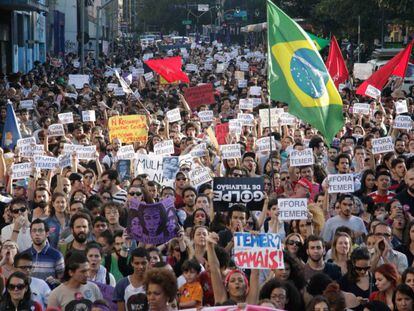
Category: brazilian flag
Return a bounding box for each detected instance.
[267,0,343,144]
[307,32,330,51]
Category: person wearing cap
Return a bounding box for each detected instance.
[293,177,314,201]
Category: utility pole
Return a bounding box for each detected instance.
[80,0,85,73]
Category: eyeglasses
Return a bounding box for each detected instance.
[7,284,26,291]
[129,191,143,196]
[355,266,371,272]
[11,207,27,214]
[17,265,33,271]
[286,240,301,247]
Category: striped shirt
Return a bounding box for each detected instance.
[91,186,127,205]
[22,243,65,280]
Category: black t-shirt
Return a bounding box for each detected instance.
[218,229,233,248]
[396,189,414,216]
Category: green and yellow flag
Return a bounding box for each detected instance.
[307,32,330,51]
[267,0,343,143]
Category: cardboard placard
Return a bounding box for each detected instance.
[372,136,394,154]
[395,100,408,115]
[82,110,96,122]
[229,119,242,135]
[58,112,74,124]
[278,198,308,220]
[48,124,65,137]
[198,110,214,123]
[189,166,212,188]
[259,108,283,128]
[20,100,34,110]
[256,137,278,153]
[63,144,96,160]
[166,108,181,123]
[68,74,89,89]
[117,145,136,160]
[34,155,59,170]
[328,174,355,193]
[183,84,215,109]
[352,103,370,115]
[108,115,148,144]
[394,115,413,130]
[237,113,254,126]
[249,86,261,96]
[220,144,242,159]
[11,162,32,180]
[154,140,175,156]
[212,177,265,211]
[279,113,297,126]
[289,148,314,167]
[234,232,284,269]
[239,99,253,110]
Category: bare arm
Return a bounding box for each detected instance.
[257,194,269,229]
[246,269,259,304]
[206,232,228,304]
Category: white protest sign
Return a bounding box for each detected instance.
[116,145,135,160]
[256,137,278,153]
[237,113,254,126]
[278,198,308,221]
[48,124,65,137]
[132,68,145,77]
[58,112,74,124]
[63,144,96,160]
[229,119,242,135]
[353,63,373,80]
[58,154,71,168]
[107,83,118,90]
[234,232,284,269]
[135,154,170,185]
[11,162,32,180]
[185,64,198,72]
[328,174,355,193]
[239,62,249,72]
[238,79,248,88]
[251,98,262,107]
[234,71,244,80]
[290,148,314,167]
[166,108,181,123]
[68,74,89,89]
[220,144,241,159]
[198,110,214,123]
[34,155,59,170]
[395,100,408,114]
[114,87,125,97]
[17,138,44,158]
[154,140,175,156]
[82,110,96,122]
[204,63,213,71]
[189,166,212,188]
[259,108,282,128]
[372,136,394,154]
[190,143,208,158]
[216,63,226,73]
[144,72,154,81]
[142,53,153,61]
[365,84,381,99]
[20,100,34,110]
[249,86,261,96]
[65,93,78,100]
[279,113,297,126]
[339,83,346,92]
[239,99,253,110]
[394,115,413,130]
[352,103,370,115]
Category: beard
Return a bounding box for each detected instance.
[35,201,48,209]
[74,232,87,243]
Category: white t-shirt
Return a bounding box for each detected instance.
[1,223,32,251]
[47,282,103,309]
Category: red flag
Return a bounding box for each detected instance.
[356,41,413,98]
[144,56,189,83]
[325,36,349,88]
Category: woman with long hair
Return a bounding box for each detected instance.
[259,279,304,310]
[284,232,306,264]
[0,271,42,310]
[370,263,400,309]
[306,295,331,311]
[329,232,352,275]
[190,225,208,266]
[45,192,70,248]
[402,267,414,293]
[354,169,376,198]
[339,247,376,310]
[393,283,414,311]
[396,221,414,266]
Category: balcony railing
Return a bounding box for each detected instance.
[0,0,49,12]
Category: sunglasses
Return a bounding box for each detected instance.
[355,266,371,272]
[281,177,289,181]
[286,240,301,247]
[233,173,244,177]
[129,191,143,196]
[176,177,187,181]
[17,265,33,271]
[106,149,113,152]
[11,207,27,214]
[7,284,26,291]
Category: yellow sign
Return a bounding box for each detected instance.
[108,115,148,144]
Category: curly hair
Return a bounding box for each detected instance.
[259,279,304,310]
[144,268,178,303]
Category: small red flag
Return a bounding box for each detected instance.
[145,56,190,83]
[356,41,413,98]
[325,35,349,88]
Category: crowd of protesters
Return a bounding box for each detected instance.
[0,38,413,311]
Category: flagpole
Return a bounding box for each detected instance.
[266,0,275,191]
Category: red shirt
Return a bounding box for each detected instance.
[368,191,396,204]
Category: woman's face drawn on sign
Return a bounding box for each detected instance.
[135,203,168,237]
[143,207,161,235]
[131,216,143,237]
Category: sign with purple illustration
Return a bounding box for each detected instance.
[127,197,178,245]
